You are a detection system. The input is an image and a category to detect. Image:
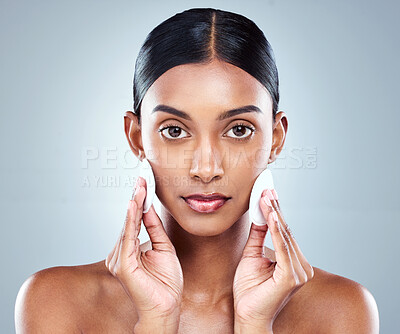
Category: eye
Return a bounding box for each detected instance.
[225,122,255,141]
[158,123,190,141]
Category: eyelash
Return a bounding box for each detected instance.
[158,122,255,142]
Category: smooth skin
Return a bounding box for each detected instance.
[15,59,379,333]
[105,176,314,333]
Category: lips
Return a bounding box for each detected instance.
[184,193,229,201]
[182,193,231,213]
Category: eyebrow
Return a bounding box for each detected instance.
[151,104,263,121]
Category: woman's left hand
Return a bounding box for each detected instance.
[233,189,314,332]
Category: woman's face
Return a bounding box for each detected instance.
[127,59,287,236]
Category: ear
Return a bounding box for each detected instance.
[124,111,145,161]
[268,111,288,164]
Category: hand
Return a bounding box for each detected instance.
[233,189,314,332]
[105,176,184,328]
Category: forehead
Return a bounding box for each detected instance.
[141,60,272,118]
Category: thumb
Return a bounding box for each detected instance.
[241,189,273,258]
[142,204,175,252]
[242,222,269,259]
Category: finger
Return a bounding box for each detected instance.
[134,176,148,236]
[270,190,314,281]
[106,219,124,267]
[108,200,134,273]
[131,176,140,200]
[264,189,282,216]
[133,185,146,238]
[107,181,141,274]
[105,240,118,268]
[271,188,279,203]
[142,203,175,252]
[129,175,146,239]
[108,232,123,275]
[275,217,307,284]
[119,200,140,262]
[242,221,269,258]
[265,189,279,216]
[269,189,285,227]
[260,197,294,274]
[266,189,301,270]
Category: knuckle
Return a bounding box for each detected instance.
[125,212,131,223]
[286,225,296,241]
[281,239,289,253]
[271,216,279,230]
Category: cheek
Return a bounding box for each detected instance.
[223,140,268,171]
[144,135,192,168]
[151,163,188,206]
[228,165,259,200]
[224,146,268,207]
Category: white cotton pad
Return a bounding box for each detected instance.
[136,158,156,213]
[249,168,275,226]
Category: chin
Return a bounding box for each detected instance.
[164,209,233,237]
[160,196,246,236]
[174,210,241,237]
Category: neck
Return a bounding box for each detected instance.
[161,205,251,307]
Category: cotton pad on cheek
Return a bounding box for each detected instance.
[136,158,156,213]
[249,168,275,226]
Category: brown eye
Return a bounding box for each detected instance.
[167,127,181,137]
[233,125,247,137]
[159,124,189,140]
[225,124,254,140]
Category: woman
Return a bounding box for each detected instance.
[16,7,379,333]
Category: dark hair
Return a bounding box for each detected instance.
[133,7,279,124]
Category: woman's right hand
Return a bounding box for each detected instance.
[105,176,183,329]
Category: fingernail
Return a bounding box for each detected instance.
[266,189,274,201]
[263,195,272,207]
[271,189,279,200]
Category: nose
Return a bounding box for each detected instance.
[189,138,224,183]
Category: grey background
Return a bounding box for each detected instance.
[1,0,399,332]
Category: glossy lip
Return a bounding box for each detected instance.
[181,193,231,213]
[183,193,230,201]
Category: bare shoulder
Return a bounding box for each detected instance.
[263,246,380,334]
[15,260,136,333]
[15,262,95,333]
[307,266,379,333]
